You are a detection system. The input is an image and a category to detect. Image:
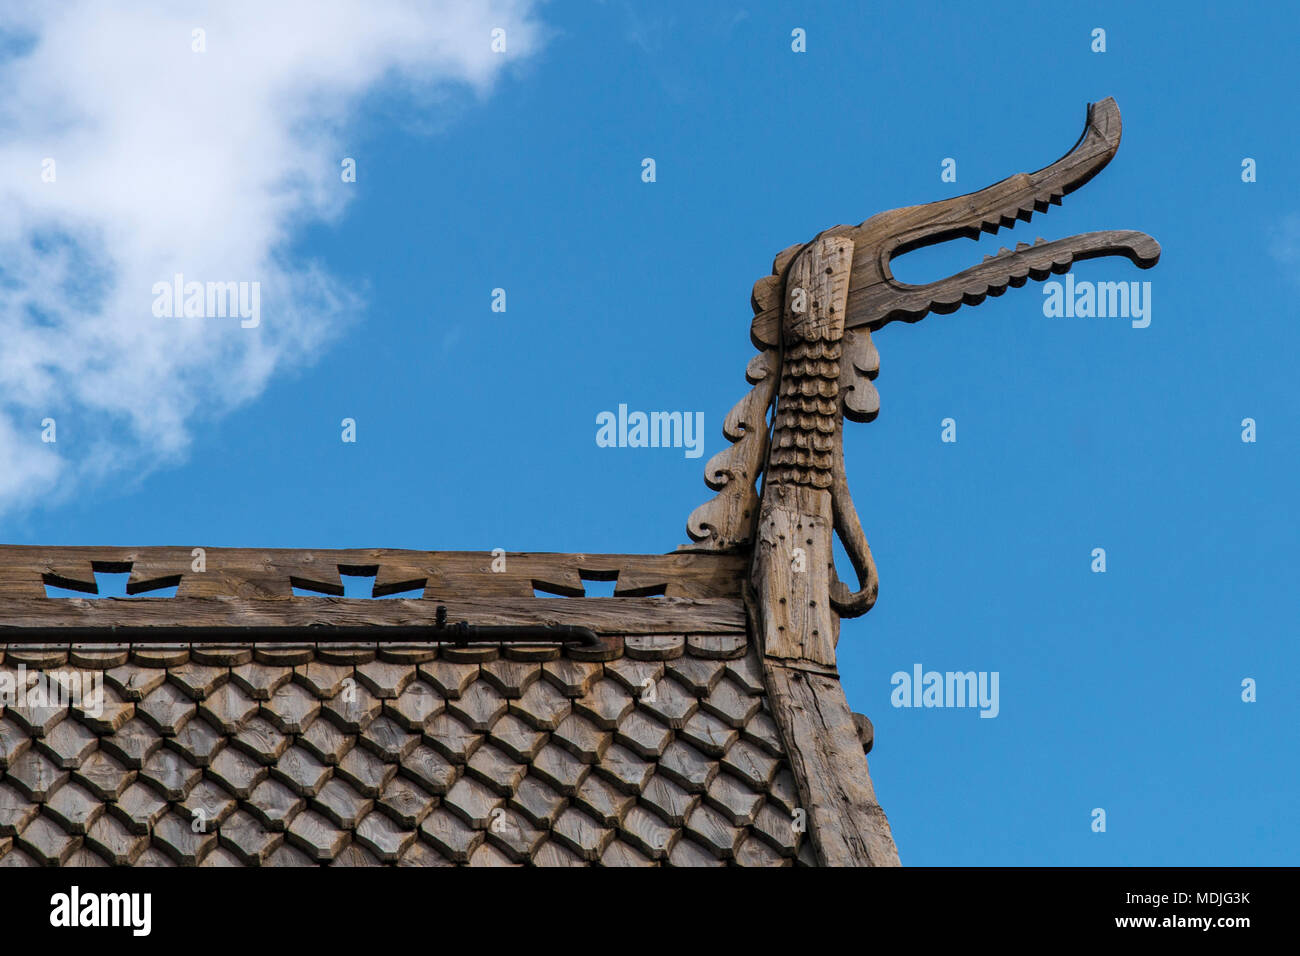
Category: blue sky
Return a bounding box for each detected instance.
[3,2,1296,865]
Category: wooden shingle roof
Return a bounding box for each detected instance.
[0,546,890,867]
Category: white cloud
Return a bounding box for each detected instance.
[0,0,542,516]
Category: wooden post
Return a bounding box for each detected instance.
[749,234,901,866]
[751,234,853,668]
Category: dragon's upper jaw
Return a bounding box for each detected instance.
[840,97,1161,330]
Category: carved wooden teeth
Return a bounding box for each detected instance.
[981,237,1054,263]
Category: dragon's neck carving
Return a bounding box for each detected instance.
[681,96,1161,669]
[769,236,851,489]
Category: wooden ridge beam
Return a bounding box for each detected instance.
[0,546,748,601]
[0,595,747,635]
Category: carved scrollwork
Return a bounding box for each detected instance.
[681,350,778,550]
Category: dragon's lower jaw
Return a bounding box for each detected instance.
[864,228,1161,324]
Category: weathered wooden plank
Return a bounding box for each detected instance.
[764,663,899,867]
[0,596,745,635]
[751,486,836,667]
[0,547,747,601]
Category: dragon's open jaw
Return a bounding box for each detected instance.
[841,97,1161,330]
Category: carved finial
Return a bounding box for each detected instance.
[686,97,1160,668]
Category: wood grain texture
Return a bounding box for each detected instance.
[827,436,879,618]
[0,633,799,867]
[747,238,897,864]
[839,327,880,424]
[750,236,854,665]
[0,595,746,634]
[765,663,899,866]
[750,486,837,667]
[0,547,746,601]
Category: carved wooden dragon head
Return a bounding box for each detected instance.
[684,97,1160,631]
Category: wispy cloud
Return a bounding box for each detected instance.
[0,0,542,517]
